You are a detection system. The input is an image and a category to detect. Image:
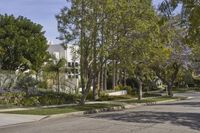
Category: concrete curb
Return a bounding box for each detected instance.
[123,96,193,109]
[43,105,125,120]
[43,97,191,120]
[42,111,85,120]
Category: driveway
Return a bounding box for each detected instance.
[0,92,200,133]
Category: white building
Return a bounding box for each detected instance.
[47,44,80,93]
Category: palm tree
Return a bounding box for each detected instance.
[45,57,66,92]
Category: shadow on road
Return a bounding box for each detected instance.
[90,111,200,131]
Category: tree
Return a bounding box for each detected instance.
[159,0,200,57]
[0,14,49,72]
[57,0,164,102]
[57,0,112,104]
[44,57,66,92]
[111,0,160,100]
[150,16,191,96]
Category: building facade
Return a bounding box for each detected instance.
[47,44,80,93]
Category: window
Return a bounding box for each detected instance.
[68,62,71,67]
[76,69,78,73]
[75,62,79,67]
[72,62,75,67]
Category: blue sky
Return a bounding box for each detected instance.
[0,0,173,44]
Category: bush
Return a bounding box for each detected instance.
[15,74,38,94]
[1,92,26,106]
[114,85,124,91]
[86,91,93,100]
[143,93,162,97]
[98,92,112,101]
[22,96,40,107]
[0,91,79,106]
[114,85,135,95]
[38,81,48,89]
[37,91,79,105]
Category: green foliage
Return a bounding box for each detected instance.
[114,85,135,95]
[0,91,79,106]
[44,57,67,92]
[1,92,26,106]
[37,81,48,89]
[0,70,17,91]
[21,96,40,107]
[0,14,49,71]
[15,74,38,94]
[37,91,79,105]
[86,91,93,101]
[143,93,162,98]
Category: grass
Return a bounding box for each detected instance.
[173,87,200,93]
[1,103,122,115]
[0,104,16,109]
[120,96,185,104]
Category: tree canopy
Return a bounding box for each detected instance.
[0,14,49,72]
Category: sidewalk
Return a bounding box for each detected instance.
[0,96,191,128]
[0,113,46,127]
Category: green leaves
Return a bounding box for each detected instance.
[0,14,49,71]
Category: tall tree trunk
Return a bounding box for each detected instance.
[80,73,93,105]
[124,71,127,86]
[80,0,86,97]
[103,64,107,90]
[137,77,143,100]
[116,62,119,86]
[92,3,98,101]
[167,82,173,97]
[57,71,60,92]
[112,60,116,89]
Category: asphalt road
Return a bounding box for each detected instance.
[0,92,200,133]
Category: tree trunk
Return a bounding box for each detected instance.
[116,62,119,86]
[57,71,60,93]
[103,64,107,90]
[137,77,143,100]
[112,60,116,89]
[167,82,173,97]
[138,82,143,100]
[99,66,103,92]
[93,75,98,100]
[80,75,92,105]
[80,0,86,97]
[124,71,127,86]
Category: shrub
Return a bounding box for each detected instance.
[114,85,124,91]
[143,93,162,97]
[38,81,48,89]
[98,92,112,101]
[0,91,79,106]
[15,74,38,94]
[22,96,40,107]
[37,91,79,105]
[1,92,26,106]
[114,85,135,95]
[86,91,93,100]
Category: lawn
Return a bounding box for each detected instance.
[173,87,200,93]
[1,103,122,115]
[120,96,186,104]
[0,104,16,109]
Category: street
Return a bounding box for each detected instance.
[0,93,200,133]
